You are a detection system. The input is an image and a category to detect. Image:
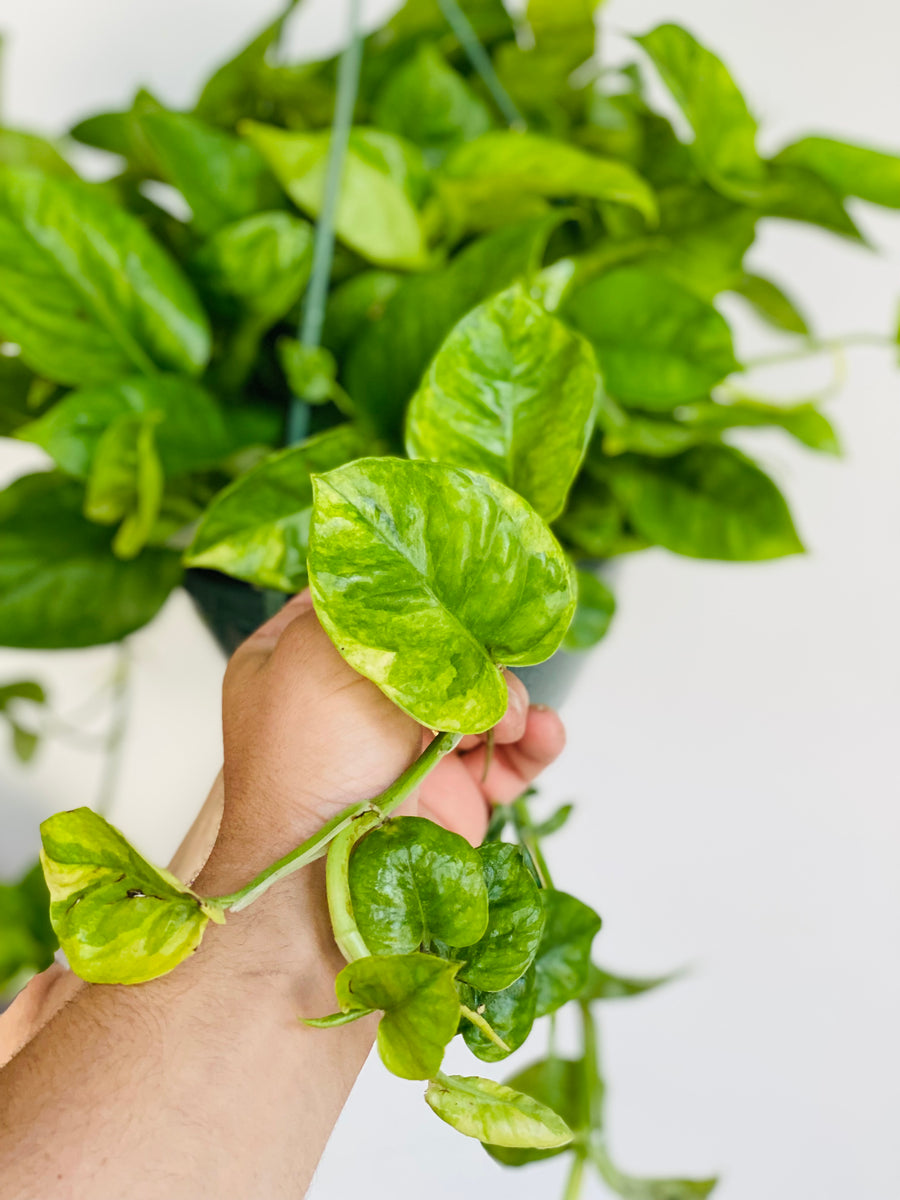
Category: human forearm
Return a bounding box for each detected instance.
[0,862,374,1200]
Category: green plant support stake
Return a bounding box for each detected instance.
[286,0,363,446]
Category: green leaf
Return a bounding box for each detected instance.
[533,889,603,1017]
[678,398,841,456]
[426,1073,573,1148]
[581,962,675,1002]
[406,283,599,520]
[373,43,494,154]
[308,458,576,733]
[140,112,284,235]
[84,414,164,560]
[345,214,565,441]
[321,270,403,356]
[460,969,537,1062]
[184,425,364,592]
[594,1147,718,1200]
[531,802,574,839]
[194,0,301,129]
[527,0,597,67]
[755,162,862,240]
[0,127,75,178]
[301,1008,374,1029]
[278,340,340,405]
[564,267,739,408]
[648,185,757,300]
[729,273,810,335]
[335,952,461,1080]
[484,1056,582,1165]
[348,816,489,955]
[18,375,235,479]
[242,122,429,270]
[456,842,544,992]
[635,23,764,196]
[0,472,183,648]
[776,135,900,210]
[0,168,210,385]
[606,446,804,560]
[0,680,47,708]
[0,861,57,995]
[0,354,43,436]
[564,569,616,652]
[69,88,166,176]
[553,477,625,558]
[40,807,224,985]
[190,211,313,329]
[440,131,657,232]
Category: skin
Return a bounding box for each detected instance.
[0,593,565,1199]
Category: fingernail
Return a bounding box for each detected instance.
[530,703,552,713]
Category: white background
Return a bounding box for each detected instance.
[1,2,899,1197]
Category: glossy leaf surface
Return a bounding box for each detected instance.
[0,168,210,385]
[457,843,544,992]
[606,446,805,560]
[185,425,363,591]
[335,952,461,1080]
[0,472,182,648]
[533,889,603,1017]
[40,807,223,984]
[564,268,739,408]
[406,284,598,520]
[460,969,537,1063]
[425,1073,573,1149]
[308,458,576,733]
[348,816,489,955]
[484,1056,582,1165]
[242,122,429,269]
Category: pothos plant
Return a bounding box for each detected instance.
[2,0,899,1194]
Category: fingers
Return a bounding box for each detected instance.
[461,705,566,804]
[458,670,530,751]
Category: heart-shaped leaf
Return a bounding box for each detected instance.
[40,807,224,985]
[335,952,461,1080]
[406,284,599,520]
[308,458,576,733]
[348,817,489,955]
[425,1073,574,1148]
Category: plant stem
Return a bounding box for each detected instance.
[94,642,131,820]
[212,731,462,911]
[286,0,363,445]
[743,332,894,370]
[512,795,554,888]
[459,1004,511,1052]
[436,0,524,128]
[326,810,381,962]
[562,1153,587,1200]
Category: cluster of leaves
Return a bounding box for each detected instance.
[3,0,899,656]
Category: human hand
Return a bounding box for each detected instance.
[198,590,566,896]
